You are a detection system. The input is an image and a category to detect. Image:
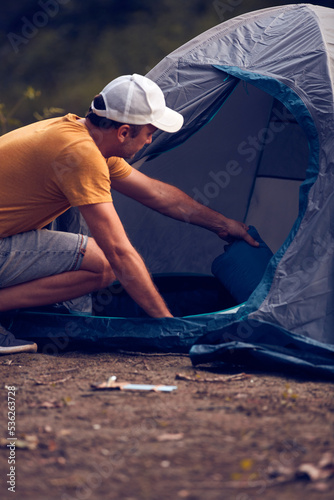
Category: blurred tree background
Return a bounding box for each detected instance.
[1,0,333,131]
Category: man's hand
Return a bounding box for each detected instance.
[216,219,260,247]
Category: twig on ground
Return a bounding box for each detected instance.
[33,376,72,385]
[175,372,252,383]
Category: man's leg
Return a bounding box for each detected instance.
[46,207,93,313]
[0,238,115,312]
[0,235,115,354]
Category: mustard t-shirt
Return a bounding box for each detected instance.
[0,114,132,237]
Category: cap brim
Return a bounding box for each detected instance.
[151,107,184,133]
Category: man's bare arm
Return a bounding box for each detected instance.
[110,169,259,247]
[79,202,173,318]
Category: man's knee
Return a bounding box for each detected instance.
[80,237,116,287]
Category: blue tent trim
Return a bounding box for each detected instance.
[6,295,334,378]
[187,67,333,377]
[213,65,320,317]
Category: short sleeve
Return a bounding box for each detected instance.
[107,157,132,179]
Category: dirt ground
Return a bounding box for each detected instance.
[0,343,333,500]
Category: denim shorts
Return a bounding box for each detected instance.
[0,229,88,288]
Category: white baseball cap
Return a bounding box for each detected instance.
[90,74,184,133]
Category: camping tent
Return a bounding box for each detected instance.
[8,3,334,376]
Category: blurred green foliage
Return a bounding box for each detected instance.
[1,0,333,131]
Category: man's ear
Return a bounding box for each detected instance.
[116,124,131,143]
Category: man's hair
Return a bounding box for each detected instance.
[85,95,143,138]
